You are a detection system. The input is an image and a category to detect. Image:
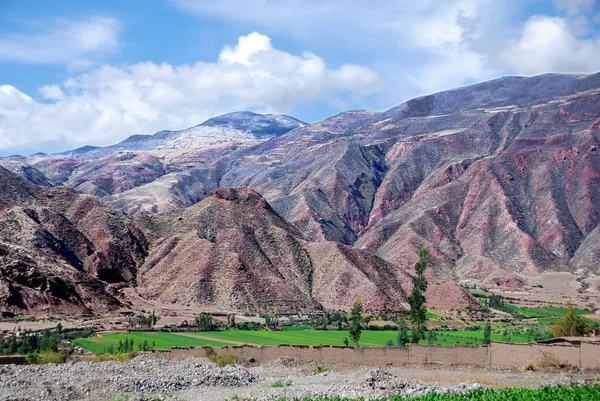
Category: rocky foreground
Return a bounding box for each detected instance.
[0,355,576,401]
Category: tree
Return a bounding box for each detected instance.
[408,246,428,343]
[396,319,409,347]
[347,298,363,346]
[427,329,437,345]
[228,313,236,328]
[195,313,214,331]
[550,300,595,337]
[483,322,492,345]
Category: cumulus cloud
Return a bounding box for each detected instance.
[502,15,600,75]
[0,32,382,154]
[172,0,600,97]
[171,0,510,98]
[0,17,121,64]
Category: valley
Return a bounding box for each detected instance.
[2,72,600,357]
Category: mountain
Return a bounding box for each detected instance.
[134,187,413,313]
[0,167,147,315]
[58,112,307,160]
[2,72,600,291]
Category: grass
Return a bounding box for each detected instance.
[504,305,592,318]
[75,324,539,354]
[266,385,600,400]
[73,331,232,354]
[183,328,401,347]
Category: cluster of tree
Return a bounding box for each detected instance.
[227,313,236,328]
[129,311,158,329]
[0,328,60,355]
[262,314,279,329]
[194,313,216,331]
[116,337,136,353]
[236,321,263,330]
[0,324,93,357]
[488,294,507,310]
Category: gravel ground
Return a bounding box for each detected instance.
[0,355,582,401]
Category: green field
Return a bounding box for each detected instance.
[268,386,600,401]
[505,305,592,318]
[75,326,533,354]
[73,332,231,354]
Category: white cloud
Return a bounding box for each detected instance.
[0,32,382,154]
[0,17,121,64]
[502,15,600,75]
[171,0,511,98]
[171,0,600,98]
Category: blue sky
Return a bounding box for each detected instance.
[1,0,599,155]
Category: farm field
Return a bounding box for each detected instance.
[75,327,531,354]
[504,305,592,318]
[73,331,232,354]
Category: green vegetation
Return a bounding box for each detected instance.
[550,300,595,337]
[26,350,66,364]
[347,298,363,346]
[483,322,491,345]
[272,379,293,387]
[75,326,536,354]
[73,331,231,354]
[408,246,428,343]
[314,364,328,374]
[129,311,158,329]
[396,319,409,347]
[203,346,238,367]
[0,325,94,362]
[266,385,600,400]
[194,312,217,331]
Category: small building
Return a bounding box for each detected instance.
[536,336,600,345]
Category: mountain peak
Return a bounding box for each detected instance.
[212,187,268,208]
[56,111,307,159]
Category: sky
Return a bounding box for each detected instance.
[1,0,600,156]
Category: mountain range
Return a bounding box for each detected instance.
[1,72,599,315]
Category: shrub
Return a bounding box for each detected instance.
[94,353,113,362]
[113,351,137,362]
[26,352,39,364]
[28,350,66,364]
[313,364,328,374]
[209,351,238,367]
[536,351,567,369]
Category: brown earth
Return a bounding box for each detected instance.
[135,187,416,313]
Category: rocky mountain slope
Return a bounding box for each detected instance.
[0,167,147,315]
[135,187,412,312]
[2,72,600,303]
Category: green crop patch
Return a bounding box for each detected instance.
[73,332,231,354]
[265,385,600,400]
